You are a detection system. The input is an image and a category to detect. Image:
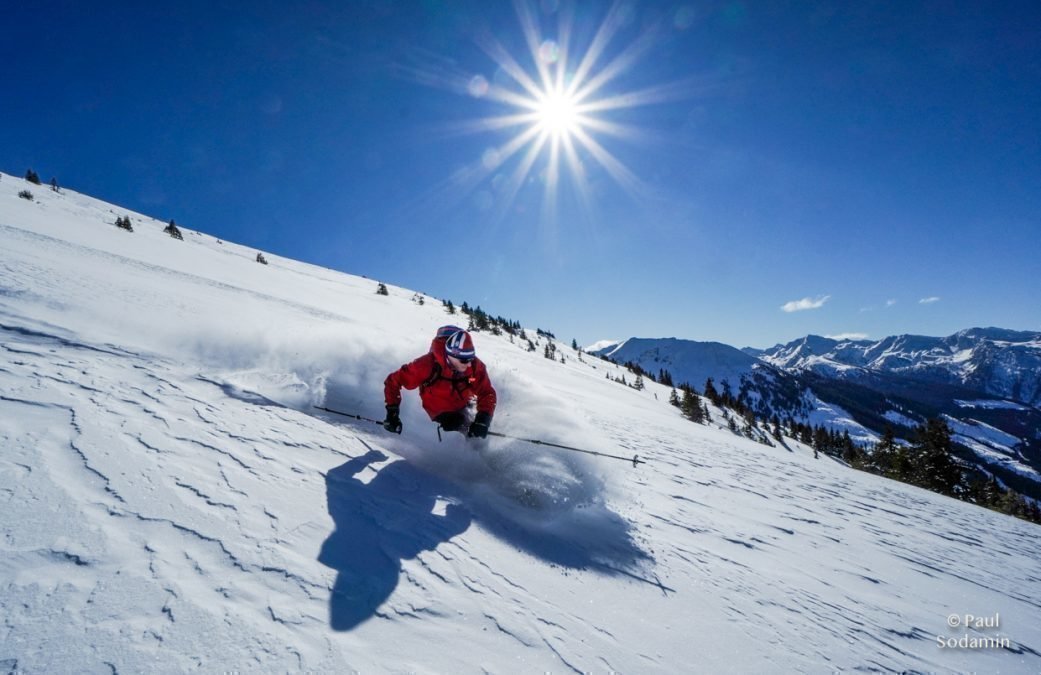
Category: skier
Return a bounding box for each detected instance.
[383,326,497,438]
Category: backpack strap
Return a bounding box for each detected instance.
[419,358,472,393]
[420,360,442,390]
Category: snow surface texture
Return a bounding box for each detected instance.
[2,173,1041,672]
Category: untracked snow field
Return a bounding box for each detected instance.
[2,173,1040,672]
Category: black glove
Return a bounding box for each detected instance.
[468,411,492,439]
[383,405,402,434]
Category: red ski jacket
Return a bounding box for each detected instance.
[384,342,497,420]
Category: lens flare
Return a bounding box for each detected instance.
[403,1,693,222]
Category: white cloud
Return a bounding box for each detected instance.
[826,332,870,341]
[781,295,831,313]
[919,296,941,304]
[886,299,898,307]
[585,339,619,353]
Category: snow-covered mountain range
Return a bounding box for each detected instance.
[595,331,1041,500]
[750,330,1041,407]
[3,171,1040,671]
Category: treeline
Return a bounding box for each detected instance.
[437,299,545,355]
[597,363,776,442]
[843,421,1041,524]
[599,356,676,392]
[675,372,1041,526]
[371,292,559,357]
[787,421,858,458]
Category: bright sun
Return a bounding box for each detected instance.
[408,1,688,220]
[534,87,582,138]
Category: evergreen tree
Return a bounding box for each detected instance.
[703,377,719,404]
[1027,500,1041,523]
[376,282,389,295]
[682,388,704,423]
[1000,490,1026,517]
[981,476,1003,507]
[891,443,914,482]
[669,388,680,407]
[50,177,60,192]
[813,426,830,454]
[720,379,733,402]
[869,427,898,475]
[914,419,962,496]
[164,220,183,240]
[842,441,861,466]
[25,169,41,184]
[571,338,579,351]
[633,373,645,390]
[840,430,857,463]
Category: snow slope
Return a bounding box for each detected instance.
[2,173,1041,672]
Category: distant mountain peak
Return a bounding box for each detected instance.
[757,329,1041,409]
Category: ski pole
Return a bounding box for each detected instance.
[485,430,645,468]
[315,406,644,467]
[313,406,384,426]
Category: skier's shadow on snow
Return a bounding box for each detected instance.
[318,449,471,631]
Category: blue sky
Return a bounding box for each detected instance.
[3,1,1039,348]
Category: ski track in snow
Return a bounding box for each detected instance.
[3,180,1041,672]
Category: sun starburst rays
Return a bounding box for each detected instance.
[474,9,650,214]
[407,1,681,223]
